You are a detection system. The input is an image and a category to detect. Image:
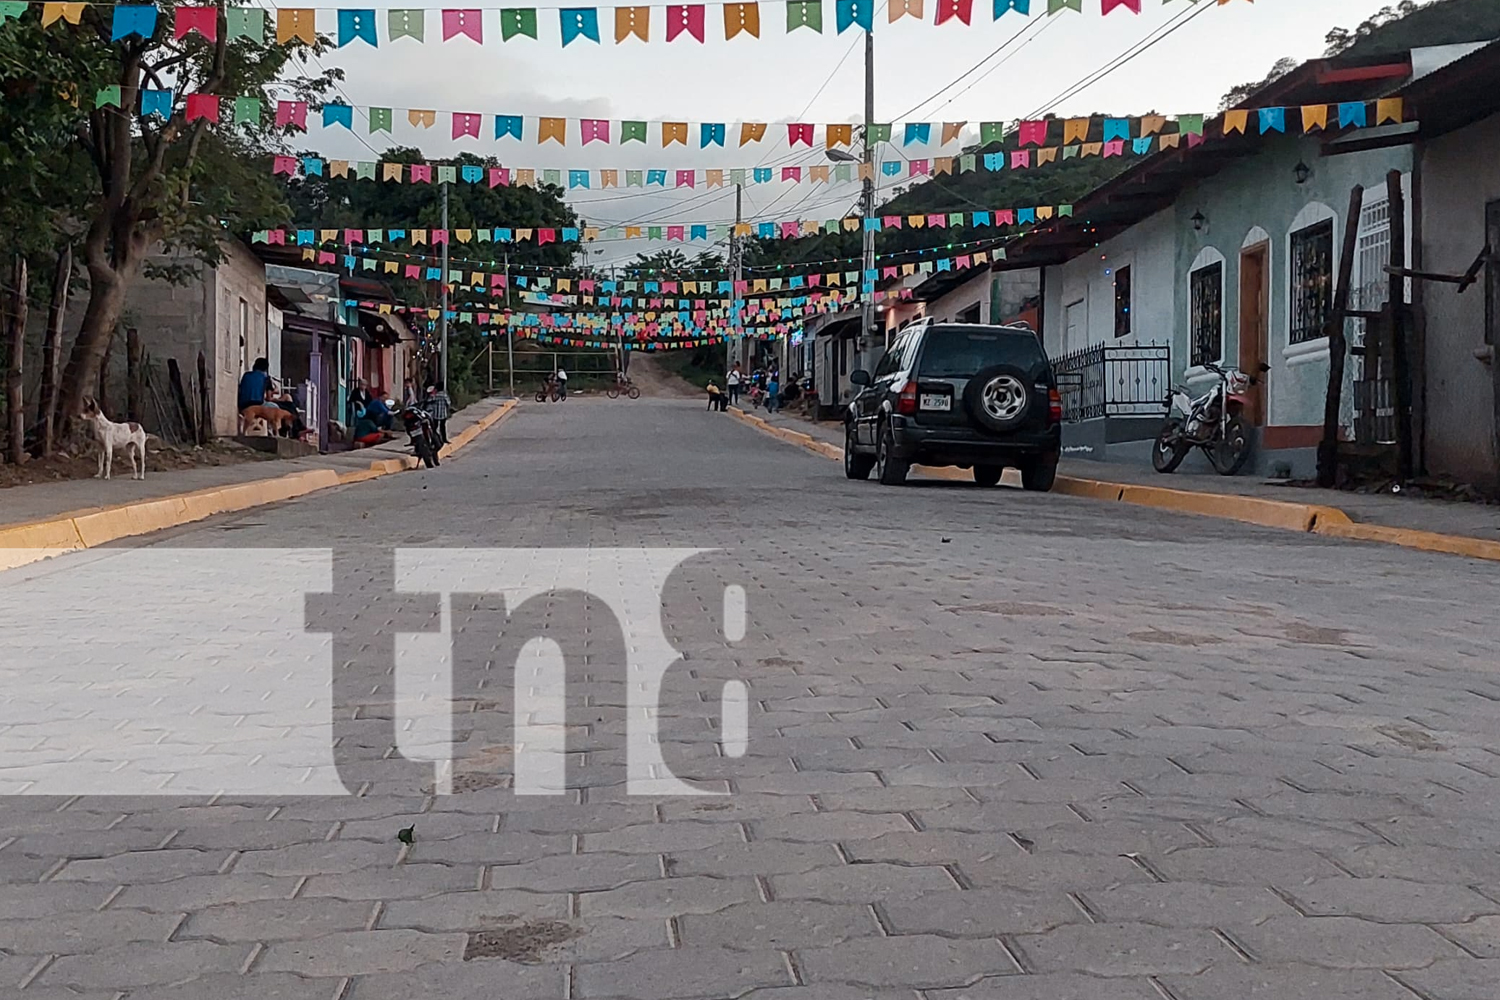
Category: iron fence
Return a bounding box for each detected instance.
[1051,343,1171,423]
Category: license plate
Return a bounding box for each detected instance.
[919,393,951,411]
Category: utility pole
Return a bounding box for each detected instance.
[860,28,878,361]
[439,182,450,390]
[731,183,744,372]
[504,250,514,398]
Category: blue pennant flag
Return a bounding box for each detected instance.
[836,0,871,32]
[691,224,709,240]
[112,4,158,41]
[903,122,931,146]
[322,104,354,130]
[983,153,1004,171]
[559,8,599,46]
[700,123,726,147]
[462,165,483,183]
[302,157,324,177]
[1338,102,1367,128]
[881,161,901,176]
[337,9,378,47]
[863,217,880,231]
[495,115,523,140]
[562,227,579,241]
[757,222,775,239]
[646,169,667,186]
[568,170,590,189]
[140,88,172,119]
[753,167,772,183]
[1103,118,1131,142]
[296,230,314,245]
[993,0,1030,16]
[1258,107,1286,134]
[1132,137,1153,155]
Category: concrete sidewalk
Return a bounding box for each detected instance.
[743,404,1500,546]
[0,397,511,530]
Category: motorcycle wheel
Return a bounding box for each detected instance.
[1210,415,1252,476]
[1151,420,1190,473]
[627,386,640,399]
[416,438,436,469]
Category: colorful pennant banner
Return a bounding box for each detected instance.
[1,1,1237,50]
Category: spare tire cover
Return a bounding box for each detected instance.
[963,364,1032,434]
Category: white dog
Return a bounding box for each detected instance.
[81,397,147,481]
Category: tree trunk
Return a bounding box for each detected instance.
[98,329,113,415]
[36,246,71,457]
[58,262,129,422]
[5,256,28,466]
[127,328,143,423]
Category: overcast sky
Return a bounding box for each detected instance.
[289,0,1415,262]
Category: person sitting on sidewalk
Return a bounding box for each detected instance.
[349,408,387,449]
[363,394,394,431]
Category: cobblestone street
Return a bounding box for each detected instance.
[2,397,1498,999]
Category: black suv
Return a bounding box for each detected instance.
[843,321,1062,490]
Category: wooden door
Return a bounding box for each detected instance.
[1238,244,1269,425]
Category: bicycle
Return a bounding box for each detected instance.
[534,379,567,403]
[605,376,641,400]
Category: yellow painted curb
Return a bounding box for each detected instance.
[0,399,517,573]
[729,406,1500,563]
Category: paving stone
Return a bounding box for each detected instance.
[571,945,791,998]
[771,862,955,902]
[53,849,231,883]
[583,820,745,854]
[298,863,483,900]
[1396,959,1500,1000]
[345,957,565,1000]
[748,810,913,843]
[0,881,114,919]
[579,874,759,918]
[233,841,403,877]
[119,972,347,1000]
[180,898,376,942]
[1328,845,1500,883]
[925,973,1163,1000]
[486,852,663,892]
[381,889,571,931]
[39,940,252,990]
[113,874,299,912]
[800,934,1019,987]
[1281,877,1500,923]
[1228,914,1465,969]
[959,854,1154,893]
[1436,914,1500,957]
[1013,923,1227,976]
[165,821,335,851]
[665,840,843,877]
[405,830,572,864]
[1161,963,1426,999]
[843,830,1017,865]
[0,908,179,954]
[256,929,467,977]
[881,888,1083,936]
[1081,882,1298,927]
[677,900,880,949]
[1150,847,1349,885]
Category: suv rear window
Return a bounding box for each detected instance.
[917,325,1046,378]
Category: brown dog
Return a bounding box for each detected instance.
[239,404,293,437]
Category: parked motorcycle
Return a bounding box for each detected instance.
[1152,362,1269,476]
[400,405,441,469]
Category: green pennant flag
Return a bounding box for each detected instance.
[621,120,648,143]
[786,0,823,32]
[95,85,122,109]
[979,122,1005,145]
[388,9,425,41]
[542,169,561,186]
[366,228,383,242]
[730,168,747,187]
[1062,144,1079,159]
[948,213,963,227]
[1047,0,1083,12]
[868,123,892,144]
[500,8,539,40]
[648,226,662,240]
[1178,114,1204,136]
[1058,204,1073,217]
[232,96,261,124]
[369,107,393,133]
[0,1,28,22]
[225,8,265,43]
[959,154,976,173]
[437,165,457,184]
[357,162,376,180]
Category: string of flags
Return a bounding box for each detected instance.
[2,1,1237,51]
[253,209,1060,247]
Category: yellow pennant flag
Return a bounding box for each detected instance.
[1139,114,1166,137]
[41,3,87,26]
[1036,147,1057,165]
[1037,206,1054,221]
[515,170,535,187]
[734,223,752,237]
[662,122,688,146]
[383,261,399,274]
[470,271,484,285]
[810,165,830,183]
[826,123,853,148]
[615,6,649,41]
[1301,105,1329,132]
[1158,132,1181,150]
[320,229,337,243]
[378,304,392,315]
[724,2,760,38]
[276,9,316,44]
[706,169,725,187]
[934,157,954,175]
[753,279,767,292]
[740,122,767,145]
[584,227,600,241]
[456,229,473,243]
[888,0,923,21]
[801,220,819,235]
[383,162,404,182]
[841,217,859,231]
[973,251,988,264]
[1224,109,1249,135]
[901,263,915,276]
[908,215,925,229]
[1375,98,1403,124]
[539,117,566,144]
[329,161,350,178]
[1080,142,1102,158]
[302,248,315,261]
[408,109,436,129]
[601,169,618,187]
[412,230,427,245]
[1064,118,1090,144]
[625,226,643,239]
[428,309,439,320]
[556,278,572,293]
[941,121,965,144]
[516,228,533,240]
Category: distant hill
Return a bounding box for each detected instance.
[1333,0,1500,57]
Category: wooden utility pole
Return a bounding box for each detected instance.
[5,256,28,465]
[1317,185,1365,488]
[1385,170,1414,482]
[37,246,70,457]
[126,328,144,423]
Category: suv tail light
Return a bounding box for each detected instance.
[896,380,918,415]
[1048,387,1062,424]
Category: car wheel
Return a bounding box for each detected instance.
[973,465,1003,487]
[844,424,875,481]
[876,424,910,486]
[963,364,1032,434]
[1019,451,1058,492]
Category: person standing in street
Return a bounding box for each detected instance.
[555,368,569,399]
[424,382,452,447]
[765,371,781,414]
[726,362,743,406]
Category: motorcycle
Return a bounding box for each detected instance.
[400,405,441,469]
[1152,361,1269,476]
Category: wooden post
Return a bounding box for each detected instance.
[4,256,27,465]
[1386,170,1414,482]
[126,328,143,424]
[197,351,211,444]
[37,246,70,457]
[167,357,196,443]
[1317,185,1365,488]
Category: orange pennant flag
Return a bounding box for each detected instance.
[1139,114,1166,137]
[739,122,767,145]
[1037,147,1057,165]
[888,0,922,21]
[1080,142,1102,158]
[857,162,875,181]
[276,8,316,44]
[615,6,649,41]
[934,157,954,175]
[600,169,618,187]
[1158,132,1181,149]
[408,109,436,129]
[1223,109,1249,135]
[724,2,759,38]
[826,123,853,148]
[1375,98,1403,124]
[662,121,688,146]
[539,117,566,144]
[41,2,86,26]
[1064,118,1090,144]
[706,169,724,187]
[383,162,404,182]
[1301,105,1329,132]
[941,121,966,144]
[515,171,535,187]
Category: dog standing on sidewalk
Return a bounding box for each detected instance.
[80,397,147,481]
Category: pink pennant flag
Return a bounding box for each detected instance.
[1186,132,1205,148]
[927,214,946,228]
[275,101,307,130]
[273,155,298,175]
[956,255,970,268]
[175,6,218,40]
[667,226,686,241]
[1017,120,1048,146]
[267,229,286,245]
[782,166,802,182]
[433,229,449,244]
[580,279,596,292]
[442,9,482,42]
[317,251,336,265]
[1101,0,1141,12]
[581,119,610,144]
[995,208,1015,225]
[538,229,557,244]
[808,274,822,287]
[185,93,220,123]
[1011,149,1031,169]
[411,163,432,183]
[882,266,898,279]
[452,113,481,139]
[882,215,902,229]
[909,159,930,176]
[405,265,421,278]
[488,167,509,187]
[787,123,814,147]
[780,222,799,238]
[676,170,696,187]
[343,229,363,244]
[1103,139,1124,158]
[934,0,972,24]
[666,4,705,41]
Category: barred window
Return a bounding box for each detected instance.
[1291,219,1335,344]
[1190,263,1222,367]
